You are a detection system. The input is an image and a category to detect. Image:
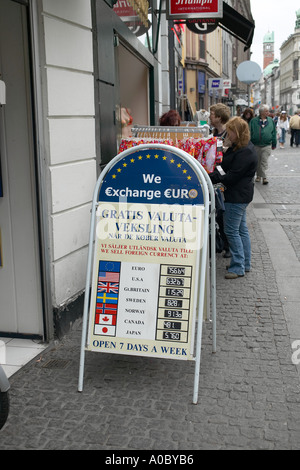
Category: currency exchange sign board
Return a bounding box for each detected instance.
[86,147,205,361]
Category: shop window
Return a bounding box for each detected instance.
[199,39,205,61]
[293,59,299,82]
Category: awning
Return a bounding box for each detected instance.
[218,2,255,51]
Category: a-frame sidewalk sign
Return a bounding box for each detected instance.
[78,144,216,404]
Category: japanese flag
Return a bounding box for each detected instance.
[94,324,116,336]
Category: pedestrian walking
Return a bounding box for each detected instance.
[289,110,300,147]
[241,107,254,125]
[209,103,231,258]
[209,117,258,280]
[249,104,277,185]
[209,103,231,146]
[277,111,289,148]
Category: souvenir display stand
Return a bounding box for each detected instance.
[131,124,210,140]
[78,143,216,405]
[120,124,222,175]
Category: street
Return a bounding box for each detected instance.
[0,144,300,451]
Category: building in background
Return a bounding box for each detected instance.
[182,0,254,118]
[280,9,300,114]
[253,10,300,115]
[263,31,275,70]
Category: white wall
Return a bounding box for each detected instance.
[41,0,96,306]
[158,12,170,117]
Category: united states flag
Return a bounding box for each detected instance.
[98,271,120,283]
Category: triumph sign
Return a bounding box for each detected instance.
[167,0,223,20]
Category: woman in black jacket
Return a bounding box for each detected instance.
[210,117,258,279]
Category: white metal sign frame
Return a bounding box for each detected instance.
[78,144,216,404]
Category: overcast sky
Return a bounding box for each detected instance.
[250,0,300,70]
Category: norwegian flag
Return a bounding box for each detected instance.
[96,302,118,315]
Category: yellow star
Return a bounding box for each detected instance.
[187,176,192,180]
[183,169,187,174]
[130,158,135,163]
[177,163,182,168]
[146,154,151,159]
[170,159,175,164]
[117,168,122,173]
[123,162,127,167]
[154,154,159,159]
[138,155,143,160]
[112,174,117,179]
[163,156,167,160]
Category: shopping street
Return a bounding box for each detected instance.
[0,145,300,451]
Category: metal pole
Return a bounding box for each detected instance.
[78,185,99,392]
[194,161,217,354]
[192,180,209,404]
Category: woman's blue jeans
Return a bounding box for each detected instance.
[224,203,251,276]
[279,128,286,144]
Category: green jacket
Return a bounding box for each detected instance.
[250,116,277,148]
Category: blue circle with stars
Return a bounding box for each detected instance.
[99,148,204,205]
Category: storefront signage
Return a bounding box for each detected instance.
[208,78,223,89]
[167,0,223,20]
[186,18,219,34]
[223,79,231,89]
[113,0,149,27]
[78,144,213,403]
[113,0,136,17]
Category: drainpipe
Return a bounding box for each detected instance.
[168,20,176,109]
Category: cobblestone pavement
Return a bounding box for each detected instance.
[0,147,300,451]
[257,147,300,264]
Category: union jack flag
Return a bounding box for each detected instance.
[98,280,119,294]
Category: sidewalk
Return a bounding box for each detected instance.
[1,149,300,450]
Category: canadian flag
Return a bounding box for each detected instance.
[97,314,117,326]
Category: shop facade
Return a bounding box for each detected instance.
[0,0,164,341]
[0,0,254,342]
